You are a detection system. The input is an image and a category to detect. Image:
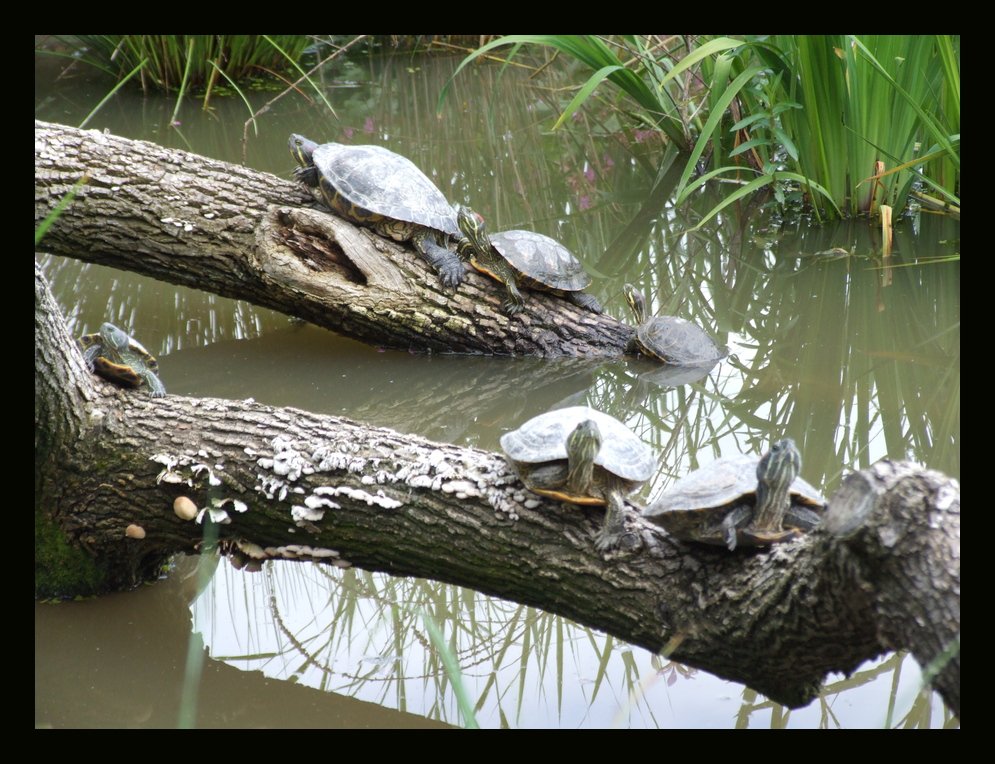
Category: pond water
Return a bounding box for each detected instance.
[35,40,959,728]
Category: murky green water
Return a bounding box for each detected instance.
[35,41,959,728]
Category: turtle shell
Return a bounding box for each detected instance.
[290,134,470,288]
[503,406,657,552]
[308,140,460,238]
[76,322,166,398]
[501,406,655,497]
[634,316,724,366]
[489,230,591,292]
[623,284,723,366]
[642,451,825,547]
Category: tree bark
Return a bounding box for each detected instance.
[34,120,631,357]
[34,262,960,715]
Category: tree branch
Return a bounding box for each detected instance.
[34,120,631,357]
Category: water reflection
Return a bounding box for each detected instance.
[35,546,957,729]
[169,321,611,448]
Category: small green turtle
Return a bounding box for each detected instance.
[623,284,724,366]
[456,209,602,316]
[76,322,166,398]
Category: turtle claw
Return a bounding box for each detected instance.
[595,526,639,553]
[438,262,466,290]
[594,529,621,553]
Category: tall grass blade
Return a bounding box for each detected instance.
[78,60,147,129]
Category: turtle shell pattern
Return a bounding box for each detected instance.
[633,316,724,366]
[489,230,592,292]
[309,142,460,239]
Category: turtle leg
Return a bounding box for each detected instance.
[471,251,525,315]
[81,346,101,370]
[784,505,823,532]
[410,227,466,289]
[523,463,569,492]
[594,484,630,552]
[594,500,625,552]
[293,165,320,188]
[501,279,526,316]
[720,506,752,551]
[140,369,167,399]
[567,291,603,314]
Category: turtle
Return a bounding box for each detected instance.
[501,406,657,551]
[288,134,478,289]
[641,438,825,550]
[622,284,724,366]
[76,322,166,398]
[455,208,602,316]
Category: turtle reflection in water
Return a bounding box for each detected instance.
[642,439,824,550]
[501,407,656,551]
[76,322,166,398]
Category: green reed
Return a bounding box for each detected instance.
[444,35,959,220]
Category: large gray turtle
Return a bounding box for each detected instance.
[642,439,824,550]
[289,134,485,289]
[501,406,656,551]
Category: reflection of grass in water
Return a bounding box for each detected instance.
[201,561,680,727]
[197,560,955,728]
[726,651,958,729]
[363,52,645,262]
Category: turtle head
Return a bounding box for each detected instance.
[457,205,488,243]
[622,284,647,324]
[566,419,603,493]
[456,205,492,262]
[100,322,131,353]
[754,438,802,530]
[288,134,319,169]
[567,419,602,462]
